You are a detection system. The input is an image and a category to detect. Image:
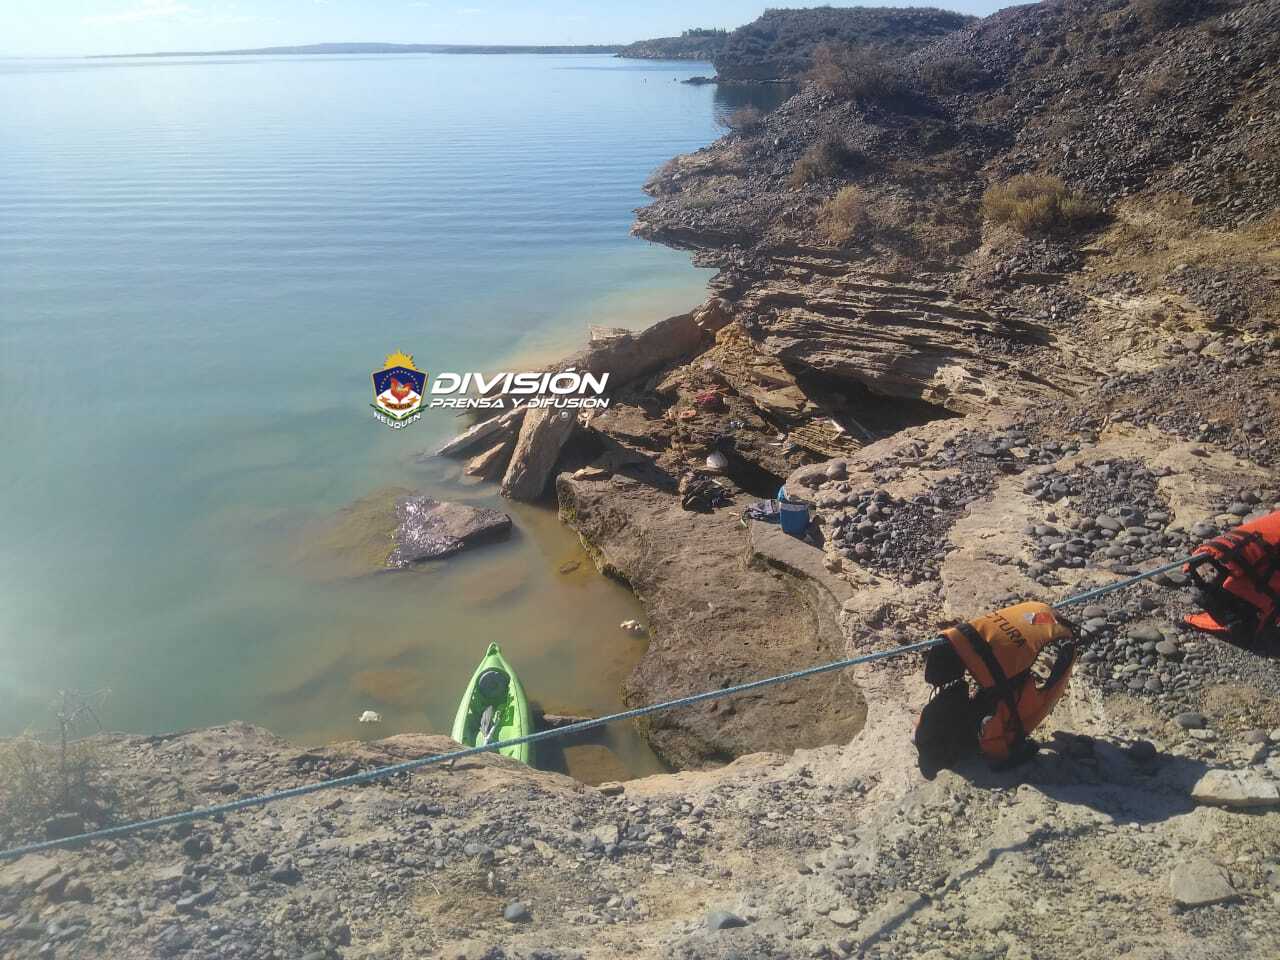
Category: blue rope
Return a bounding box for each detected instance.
[0,638,943,861]
[0,552,1193,861]
[1053,555,1191,609]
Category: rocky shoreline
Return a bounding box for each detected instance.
[521,0,1280,771]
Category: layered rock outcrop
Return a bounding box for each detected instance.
[433,0,1280,778]
[7,7,1280,958]
[732,263,1086,414]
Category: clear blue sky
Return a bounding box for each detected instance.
[2,1,1010,58]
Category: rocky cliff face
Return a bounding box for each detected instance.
[591,0,1280,767]
[648,0,1279,250]
[428,0,1280,774]
[4,657,1279,959]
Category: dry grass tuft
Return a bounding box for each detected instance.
[818,186,870,243]
[809,43,910,103]
[1248,211,1280,245]
[981,174,1102,236]
[789,134,864,188]
[0,734,103,843]
[719,105,764,134]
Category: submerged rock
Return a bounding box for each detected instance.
[387,496,512,566]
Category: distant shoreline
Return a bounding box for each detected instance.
[87,41,625,60]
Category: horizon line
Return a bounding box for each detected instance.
[83,40,632,60]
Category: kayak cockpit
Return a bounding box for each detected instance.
[450,642,534,764]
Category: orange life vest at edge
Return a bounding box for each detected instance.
[1184,509,1280,639]
[942,601,1076,763]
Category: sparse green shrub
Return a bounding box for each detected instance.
[789,133,865,188]
[809,43,911,103]
[818,185,869,243]
[719,105,765,133]
[981,175,1102,236]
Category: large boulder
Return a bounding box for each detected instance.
[432,406,525,459]
[692,297,732,333]
[387,497,512,566]
[464,437,516,480]
[500,407,579,501]
[1169,858,1237,908]
[501,312,710,501]
[734,271,1081,416]
[1190,769,1280,809]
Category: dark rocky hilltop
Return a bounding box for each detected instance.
[7,2,1280,958]
[615,29,728,62]
[712,6,977,81]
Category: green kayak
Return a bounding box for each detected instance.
[450,642,534,764]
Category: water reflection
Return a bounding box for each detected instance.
[0,53,718,784]
[712,81,801,123]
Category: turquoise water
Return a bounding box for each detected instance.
[0,53,729,775]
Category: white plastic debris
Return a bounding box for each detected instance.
[357,710,383,724]
[620,619,647,635]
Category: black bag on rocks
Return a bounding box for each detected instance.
[914,681,977,780]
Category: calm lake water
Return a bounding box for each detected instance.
[0,53,753,779]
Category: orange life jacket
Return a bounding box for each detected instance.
[916,601,1076,773]
[1184,510,1280,643]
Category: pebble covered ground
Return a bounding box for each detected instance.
[4,712,1280,960]
[1099,337,1280,467]
[792,332,1280,727]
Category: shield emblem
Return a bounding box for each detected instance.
[371,352,426,421]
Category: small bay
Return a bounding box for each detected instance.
[0,52,756,777]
